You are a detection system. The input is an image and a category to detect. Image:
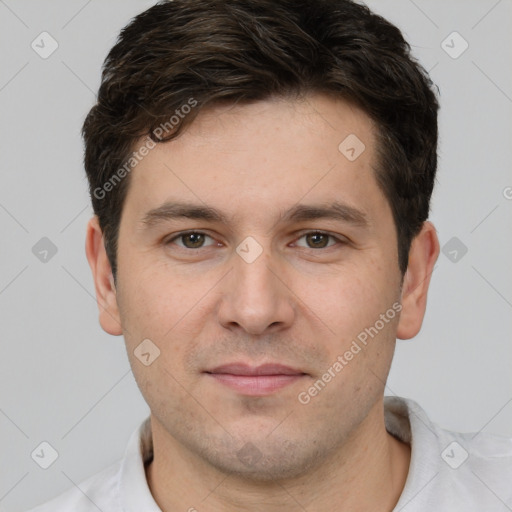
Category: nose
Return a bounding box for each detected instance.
[217,247,295,336]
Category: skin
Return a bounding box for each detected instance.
[86,93,439,511]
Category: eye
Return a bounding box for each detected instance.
[167,231,217,249]
[294,231,341,249]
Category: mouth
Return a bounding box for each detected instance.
[204,363,308,396]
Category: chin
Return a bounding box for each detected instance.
[201,436,322,482]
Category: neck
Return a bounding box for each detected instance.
[145,399,411,512]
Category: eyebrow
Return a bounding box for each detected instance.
[281,202,369,227]
[140,200,369,229]
[140,202,228,227]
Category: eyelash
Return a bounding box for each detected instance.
[165,230,346,250]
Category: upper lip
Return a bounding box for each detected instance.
[206,363,306,376]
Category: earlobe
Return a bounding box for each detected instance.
[396,221,440,340]
[85,216,123,336]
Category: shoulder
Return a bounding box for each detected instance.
[388,396,512,510]
[450,428,512,502]
[25,416,155,512]
[427,424,512,509]
[24,460,122,512]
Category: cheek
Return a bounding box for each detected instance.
[117,252,189,325]
[296,265,399,411]
[299,258,398,344]
[115,254,219,367]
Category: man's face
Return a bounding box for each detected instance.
[113,94,404,479]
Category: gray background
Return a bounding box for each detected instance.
[1,0,511,510]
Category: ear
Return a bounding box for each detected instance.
[85,216,123,336]
[396,221,440,340]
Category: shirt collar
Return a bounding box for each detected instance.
[385,396,442,510]
[120,416,161,511]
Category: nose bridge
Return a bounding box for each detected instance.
[218,240,294,334]
[236,250,277,300]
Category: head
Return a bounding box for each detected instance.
[85,0,439,481]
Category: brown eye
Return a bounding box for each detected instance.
[305,232,330,248]
[295,232,339,249]
[168,232,215,249]
[181,232,206,248]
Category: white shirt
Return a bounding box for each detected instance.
[25,396,512,511]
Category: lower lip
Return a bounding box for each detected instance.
[207,373,305,396]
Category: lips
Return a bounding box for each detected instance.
[207,363,304,376]
[204,363,307,396]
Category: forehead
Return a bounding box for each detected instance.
[122,94,389,229]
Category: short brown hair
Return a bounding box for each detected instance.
[83,0,439,279]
